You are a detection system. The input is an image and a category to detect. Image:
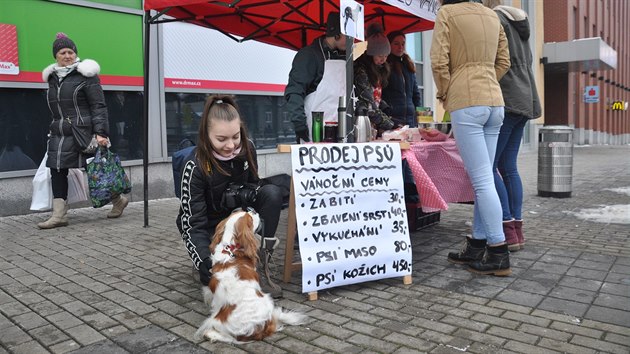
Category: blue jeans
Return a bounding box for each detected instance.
[493,113,528,221]
[451,106,505,245]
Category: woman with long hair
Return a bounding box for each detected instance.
[382,31,422,127]
[176,94,284,298]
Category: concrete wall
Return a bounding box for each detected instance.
[574,128,630,145]
[0,151,292,217]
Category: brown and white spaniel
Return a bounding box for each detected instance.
[195,209,306,343]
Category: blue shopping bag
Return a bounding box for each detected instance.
[87,148,132,208]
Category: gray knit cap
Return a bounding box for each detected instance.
[52,32,77,57]
[366,23,391,56]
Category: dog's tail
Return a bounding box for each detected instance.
[273,307,307,330]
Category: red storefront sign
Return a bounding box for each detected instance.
[0,24,19,75]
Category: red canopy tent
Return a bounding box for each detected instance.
[143,0,436,50]
[139,0,436,225]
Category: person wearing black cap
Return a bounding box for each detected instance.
[38,33,126,229]
[284,12,347,143]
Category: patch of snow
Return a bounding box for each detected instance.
[604,186,630,196]
[445,344,470,352]
[566,205,630,224]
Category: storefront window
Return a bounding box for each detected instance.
[0,88,143,174]
[407,33,425,108]
[165,92,295,155]
[0,89,49,173]
[412,33,423,60]
[104,91,144,160]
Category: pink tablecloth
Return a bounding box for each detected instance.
[402,139,475,212]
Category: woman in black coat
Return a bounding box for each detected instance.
[38,33,125,229]
[176,95,284,298]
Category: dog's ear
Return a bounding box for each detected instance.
[210,218,228,253]
[235,213,260,262]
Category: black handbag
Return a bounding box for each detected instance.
[71,122,98,154]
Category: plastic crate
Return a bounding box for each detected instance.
[406,203,441,231]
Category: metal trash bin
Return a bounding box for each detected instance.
[537,125,574,198]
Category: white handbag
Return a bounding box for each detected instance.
[30,153,88,211]
[67,169,88,204]
[30,153,53,211]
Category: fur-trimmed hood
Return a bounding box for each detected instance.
[42,59,100,82]
[494,5,530,41]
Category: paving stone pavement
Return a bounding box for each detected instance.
[1,145,629,353]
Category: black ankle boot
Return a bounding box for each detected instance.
[468,244,512,276]
[448,237,486,264]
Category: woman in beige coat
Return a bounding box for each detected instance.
[430,0,511,276]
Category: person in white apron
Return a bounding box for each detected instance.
[303,44,346,142]
[285,12,347,143]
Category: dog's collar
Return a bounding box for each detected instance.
[222,243,241,258]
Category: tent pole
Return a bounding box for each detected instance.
[345,35,354,143]
[143,10,151,227]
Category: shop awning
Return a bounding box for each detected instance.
[542,37,617,73]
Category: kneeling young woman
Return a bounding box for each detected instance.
[176,95,284,298]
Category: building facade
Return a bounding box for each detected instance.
[0,0,440,216]
[543,0,629,144]
[0,0,570,217]
[0,0,298,216]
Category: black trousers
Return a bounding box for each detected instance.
[253,184,283,239]
[50,168,69,200]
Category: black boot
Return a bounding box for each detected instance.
[258,237,283,299]
[468,244,512,276]
[448,237,486,264]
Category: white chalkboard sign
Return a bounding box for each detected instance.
[291,143,412,293]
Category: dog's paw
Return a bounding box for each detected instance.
[204,329,233,343]
[202,286,213,306]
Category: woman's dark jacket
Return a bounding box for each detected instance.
[382,55,421,127]
[176,143,259,271]
[43,59,109,170]
[494,6,542,119]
